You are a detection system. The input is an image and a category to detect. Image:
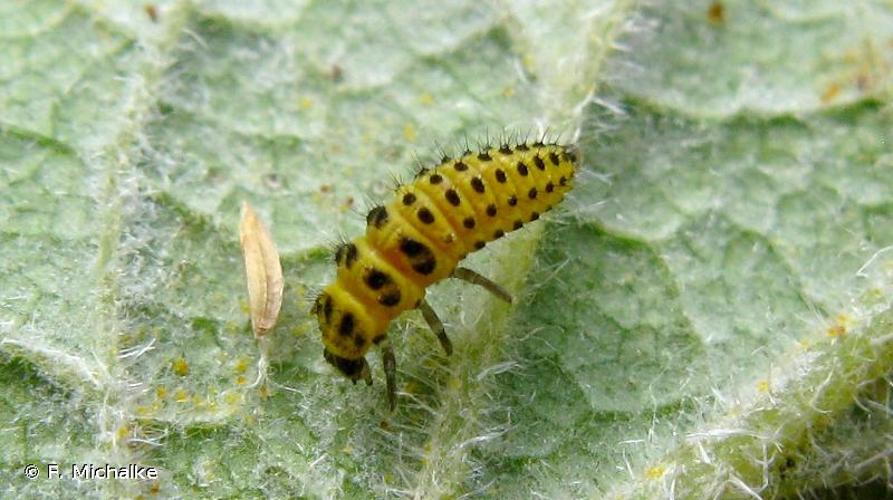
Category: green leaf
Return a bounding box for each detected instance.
[2,0,891,497]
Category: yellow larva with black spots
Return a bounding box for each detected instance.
[313,140,578,409]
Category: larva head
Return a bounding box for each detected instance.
[313,289,377,383]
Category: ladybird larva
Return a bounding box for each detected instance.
[314,140,578,409]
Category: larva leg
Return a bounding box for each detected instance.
[419,299,453,356]
[380,341,397,411]
[451,267,513,304]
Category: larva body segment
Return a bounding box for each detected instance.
[314,141,578,405]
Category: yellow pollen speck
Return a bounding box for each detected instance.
[756,380,770,393]
[300,97,314,109]
[827,314,852,337]
[820,82,841,103]
[419,93,434,105]
[174,388,189,403]
[403,123,417,142]
[116,425,130,441]
[234,358,249,375]
[645,465,665,479]
[172,358,189,376]
[155,386,167,399]
[236,375,247,386]
[836,314,853,328]
[224,392,242,405]
[502,86,515,97]
[827,325,846,337]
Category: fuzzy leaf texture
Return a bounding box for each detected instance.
[1,0,892,498]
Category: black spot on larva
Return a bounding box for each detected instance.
[402,192,416,205]
[533,155,546,170]
[413,257,436,275]
[454,161,468,172]
[516,143,529,151]
[513,220,523,230]
[463,217,475,229]
[477,152,492,161]
[367,206,389,228]
[499,144,512,154]
[399,237,425,257]
[495,169,507,183]
[530,211,540,221]
[486,204,497,217]
[559,176,567,186]
[462,149,472,156]
[549,152,560,166]
[335,243,358,268]
[373,334,386,344]
[339,313,354,337]
[445,189,460,206]
[494,229,505,239]
[430,173,443,185]
[441,155,451,164]
[353,334,365,348]
[474,241,486,250]
[508,195,517,206]
[471,176,485,193]
[379,290,401,306]
[365,269,390,290]
[516,162,529,176]
[546,182,554,193]
[399,237,436,275]
[418,207,435,224]
[414,167,429,179]
[533,140,545,147]
[528,187,538,199]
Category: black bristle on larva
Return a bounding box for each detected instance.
[499,144,512,155]
[367,205,389,228]
[533,155,545,170]
[335,242,359,268]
